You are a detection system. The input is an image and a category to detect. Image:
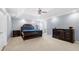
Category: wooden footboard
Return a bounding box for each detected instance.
[21,31,42,40]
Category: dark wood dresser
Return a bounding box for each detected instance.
[52,27,74,43]
[13,30,21,37]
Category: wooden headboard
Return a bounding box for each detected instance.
[52,27,74,43]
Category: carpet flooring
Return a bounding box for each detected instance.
[4,35,79,51]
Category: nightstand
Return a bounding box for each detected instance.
[13,30,21,37]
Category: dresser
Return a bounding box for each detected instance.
[52,27,74,43]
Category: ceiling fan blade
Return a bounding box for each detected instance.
[42,11,47,13]
[38,8,47,14]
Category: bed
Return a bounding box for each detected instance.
[21,24,42,40]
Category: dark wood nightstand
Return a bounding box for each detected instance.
[13,30,21,37]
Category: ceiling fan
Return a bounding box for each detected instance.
[38,8,47,14]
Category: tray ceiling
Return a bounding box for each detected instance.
[1,8,79,19]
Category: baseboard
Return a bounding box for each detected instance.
[75,41,79,44]
[0,45,6,51]
[1,46,6,51]
[0,42,7,51]
[0,47,2,51]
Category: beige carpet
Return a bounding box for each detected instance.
[4,35,79,51]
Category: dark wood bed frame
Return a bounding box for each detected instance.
[52,27,74,43]
[21,31,42,40]
[21,24,42,40]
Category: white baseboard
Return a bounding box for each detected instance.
[75,41,79,44]
[0,42,7,51]
[0,46,4,51]
[0,47,2,51]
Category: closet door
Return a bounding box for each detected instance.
[0,15,3,32]
[0,11,7,49]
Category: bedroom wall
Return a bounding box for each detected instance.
[7,15,12,39]
[47,12,79,41]
[11,17,45,31]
